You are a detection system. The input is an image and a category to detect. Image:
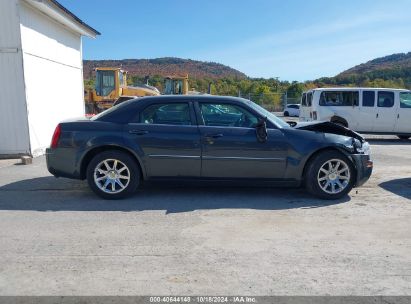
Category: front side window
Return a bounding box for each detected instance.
[95,70,115,96]
[200,103,258,128]
[319,91,359,106]
[362,91,375,107]
[400,92,411,108]
[140,103,191,125]
[378,91,394,108]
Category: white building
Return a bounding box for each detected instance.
[0,0,99,157]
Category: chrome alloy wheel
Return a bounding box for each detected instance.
[93,159,130,194]
[317,158,350,194]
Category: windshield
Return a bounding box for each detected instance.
[245,100,290,128]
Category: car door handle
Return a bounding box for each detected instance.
[204,133,224,139]
[129,130,148,135]
[376,113,379,118]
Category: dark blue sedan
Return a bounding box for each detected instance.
[46,95,372,200]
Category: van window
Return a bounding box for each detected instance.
[362,91,375,107]
[307,92,313,106]
[377,91,394,108]
[319,91,359,106]
[301,93,307,106]
[400,92,411,108]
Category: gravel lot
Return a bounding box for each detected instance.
[0,135,410,295]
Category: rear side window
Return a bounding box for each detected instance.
[319,91,359,106]
[362,91,375,107]
[140,103,192,125]
[400,92,411,108]
[377,91,395,108]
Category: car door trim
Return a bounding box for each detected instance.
[202,156,285,161]
[149,154,201,159]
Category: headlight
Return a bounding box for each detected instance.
[353,139,370,154]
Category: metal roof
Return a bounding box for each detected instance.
[25,0,100,37]
[49,0,100,35]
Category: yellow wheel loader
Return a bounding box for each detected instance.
[84,67,160,114]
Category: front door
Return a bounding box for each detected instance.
[125,101,201,178]
[197,102,287,179]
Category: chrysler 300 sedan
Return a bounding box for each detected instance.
[46,95,373,200]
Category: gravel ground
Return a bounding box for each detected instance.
[0,137,410,295]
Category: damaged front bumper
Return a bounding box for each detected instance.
[350,153,373,187]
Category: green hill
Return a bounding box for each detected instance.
[314,52,411,89]
[83,57,247,80]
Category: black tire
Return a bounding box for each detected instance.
[397,135,410,140]
[304,150,355,200]
[284,111,289,117]
[86,150,140,199]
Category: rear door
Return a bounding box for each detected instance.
[357,90,377,132]
[374,91,398,132]
[196,101,287,179]
[125,101,201,178]
[396,91,411,134]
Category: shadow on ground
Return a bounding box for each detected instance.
[379,178,411,200]
[0,176,351,213]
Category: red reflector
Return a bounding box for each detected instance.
[50,124,61,149]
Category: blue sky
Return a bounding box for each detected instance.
[60,0,411,81]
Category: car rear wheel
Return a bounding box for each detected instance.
[86,150,140,199]
[284,111,289,117]
[305,150,355,199]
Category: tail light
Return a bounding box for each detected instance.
[312,111,317,120]
[50,124,61,149]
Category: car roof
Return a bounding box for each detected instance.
[304,87,410,92]
[128,94,251,104]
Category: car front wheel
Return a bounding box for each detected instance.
[86,150,140,199]
[305,150,355,199]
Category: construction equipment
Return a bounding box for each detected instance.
[85,67,160,114]
[163,74,205,95]
[164,75,189,95]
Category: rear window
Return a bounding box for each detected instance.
[319,91,359,106]
[288,105,299,109]
[301,93,307,106]
[400,92,411,108]
[307,92,313,106]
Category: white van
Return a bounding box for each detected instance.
[299,88,411,139]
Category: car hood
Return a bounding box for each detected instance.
[293,121,365,142]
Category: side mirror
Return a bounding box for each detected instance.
[287,121,297,127]
[255,116,268,143]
